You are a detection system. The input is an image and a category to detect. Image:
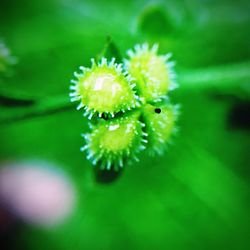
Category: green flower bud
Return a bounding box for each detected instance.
[124,43,177,103]
[70,57,140,119]
[81,113,147,170]
[142,103,179,155]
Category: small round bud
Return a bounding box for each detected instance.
[142,103,179,155]
[124,43,177,103]
[81,113,147,170]
[70,58,140,119]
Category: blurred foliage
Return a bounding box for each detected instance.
[0,0,250,249]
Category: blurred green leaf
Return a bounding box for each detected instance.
[137,4,174,37]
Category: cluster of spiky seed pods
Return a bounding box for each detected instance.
[70,43,179,170]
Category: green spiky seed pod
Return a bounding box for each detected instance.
[142,103,179,155]
[124,43,177,103]
[70,57,140,119]
[81,112,147,170]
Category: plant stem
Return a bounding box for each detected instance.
[179,61,250,91]
[0,95,73,125]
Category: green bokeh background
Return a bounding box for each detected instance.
[0,0,250,249]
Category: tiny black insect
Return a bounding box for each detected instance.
[155,108,161,114]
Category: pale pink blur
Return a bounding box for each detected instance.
[0,161,76,228]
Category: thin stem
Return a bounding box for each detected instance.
[179,61,250,90]
[0,95,72,125]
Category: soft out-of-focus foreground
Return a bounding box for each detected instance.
[0,0,250,249]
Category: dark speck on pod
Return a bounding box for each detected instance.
[155,108,161,114]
